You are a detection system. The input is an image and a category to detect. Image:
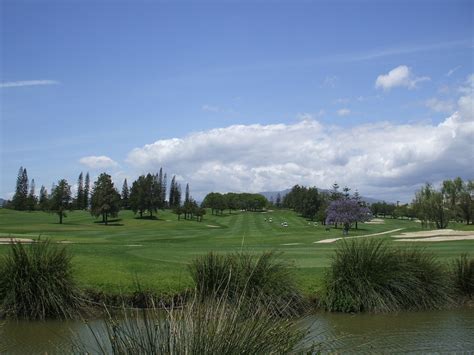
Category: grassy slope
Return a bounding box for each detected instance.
[0,208,472,295]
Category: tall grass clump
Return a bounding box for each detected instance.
[189,251,306,316]
[452,254,474,297]
[321,239,452,313]
[0,239,82,319]
[74,292,310,354]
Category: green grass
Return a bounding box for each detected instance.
[0,208,472,296]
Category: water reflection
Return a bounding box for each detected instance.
[1,308,473,353]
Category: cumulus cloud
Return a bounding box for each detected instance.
[375,65,430,91]
[79,156,119,169]
[0,80,59,88]
[337,108,351,116]
[125,79,473,202]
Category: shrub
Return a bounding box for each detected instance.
[453,254,474,297]
[74,292,310,354]
[321,239,452,313]
[0,239,82,319]
[189,251,306,316]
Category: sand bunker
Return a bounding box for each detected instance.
[206,224,220,228]
[315,228,405,244]
[365,218,385,225]
[395,236,474,242]
[281,243,303,246]
[392,229,474,242]
[0,237,34,244]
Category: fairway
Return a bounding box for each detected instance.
[0,208,472,295]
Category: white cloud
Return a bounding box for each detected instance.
[321,76,338,88]
[375,65,430,91]
[125,79,473,202]
[79,156,119,169]
[0,80,60,88]
[337,108,351,116]
[425,98,455,113]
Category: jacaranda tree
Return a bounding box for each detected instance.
[326,198,371,234]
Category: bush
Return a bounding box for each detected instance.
[321,239,452,313]
[0,239,82,319]
[74,292,310,354]
[453,254,474,297]
[189,251,306,316]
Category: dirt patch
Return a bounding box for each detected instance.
[314,228,405,244]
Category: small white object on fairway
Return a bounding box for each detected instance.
[206,224,220,228]
[281,243,303,246]
[314,228,405,244]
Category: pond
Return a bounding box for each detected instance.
[1,307,473,353]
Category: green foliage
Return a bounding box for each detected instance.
[189,251,306,316]
[0,239,81,319]
[90,173,121,224]
[321,239,452,313]
[74,291,308,354]
[12,167,29,211]
[452,254,474,297]
[129,172,165,218]
[49,179,72,224]
[202,192,268,214]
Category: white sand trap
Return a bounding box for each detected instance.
[314,228,405,244]
[395,236,474,242]
[391,229,474,242]
[281,243,303,246]
[206,224,220,228]
[391,229,473,238]
[0,237,34,244]
[365,218,385,225]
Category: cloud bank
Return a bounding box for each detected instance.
[125,77,473,202]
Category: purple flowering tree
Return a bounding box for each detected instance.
[326,199,372,234]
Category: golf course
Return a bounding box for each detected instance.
[1,207,472,297]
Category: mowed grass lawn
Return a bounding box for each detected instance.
[0,208,472,296]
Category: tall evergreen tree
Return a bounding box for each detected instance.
[121,178,130,209]
[162,173,167,207]
[90,173,121,225]
[27,178,37,211]
[76,172,84,209]
[12,167,29,210]
[49,179,72,224]
[39,185,49,211]
[84,172,90,209]
[185,183,190,204]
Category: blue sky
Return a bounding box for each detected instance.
[1,0,473,202]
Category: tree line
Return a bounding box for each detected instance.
[5,166,199,224]
[201,192,268,215]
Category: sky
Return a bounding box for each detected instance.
[1,0,473,203]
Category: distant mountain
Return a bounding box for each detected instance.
[259,188,386,205]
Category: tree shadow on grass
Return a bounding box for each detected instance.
[134,215,159,221]
[93,219,124,226]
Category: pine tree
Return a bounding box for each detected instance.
[12,167,29,210]
[121,178,130,209]
[169,176,176,209]
[162,173,167,208]
[39,185,49,211]
[27,178,37,211]
[84,172,90,209]
[90,173,121,225]
[76,172,84,209]
[185,183,190,204]
[49,179,72,224]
